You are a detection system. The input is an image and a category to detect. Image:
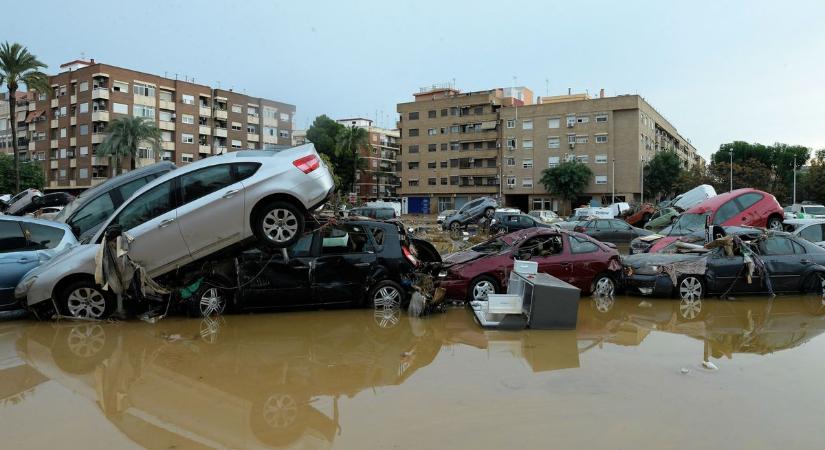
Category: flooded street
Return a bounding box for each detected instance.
[3,295,825,450]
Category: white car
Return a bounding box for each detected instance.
[784,219,825,247]
[16,144,334,319]
[528,210,560,224]
[5,188,43,216]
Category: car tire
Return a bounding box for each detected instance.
[468,275,499,302]
[677,275,705,301]
[254,200,305,248]
[449,221,461,232]
[484,207,495,219]
[802,272,825,296]
[57,280,116,320]
[187,283,229,318]
[767,216,783,231]
[368,280,405,330]
[591,273,616,297]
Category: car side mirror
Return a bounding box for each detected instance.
[104,224,123,240]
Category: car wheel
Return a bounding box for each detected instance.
[679,296,705,320]
[449,221,461,232]
[51,323,117,374]
[678,275,705,301]
[767,216,783,231]
[591,295,615,313]
[254,200,305,248]
[802,272,825,296]
[188,284,228,318]
[58,280,116,320]
[591,273,616,297]
[368,280,404,329]
[484,208,495,219]
[469,276,499,302]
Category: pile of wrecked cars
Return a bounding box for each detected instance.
[11,144,443,321]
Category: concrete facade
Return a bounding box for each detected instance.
[337,118,400,201]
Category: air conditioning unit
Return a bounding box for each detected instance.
[567,123,574,128]
[496,142,501,148]
[569,143,575,149]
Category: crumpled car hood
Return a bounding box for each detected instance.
[443,250,486,266]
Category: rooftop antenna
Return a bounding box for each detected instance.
[545,77,549,97]
[174,73,178,80]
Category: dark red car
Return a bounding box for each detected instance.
[437,228,622,302]
[631,188,785,254]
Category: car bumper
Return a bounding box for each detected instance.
[437,278,468,302]
[623,272,673,297]
[0,288,24,311]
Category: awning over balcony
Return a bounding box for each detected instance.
[480,120,497,130]
[25,109,45,122]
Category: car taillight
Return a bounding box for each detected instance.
[293,154,320,174]
[402,245,419,267]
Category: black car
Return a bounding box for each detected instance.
[15,192,75,216]
[184,220,441,316]
[574,218,652,243]
[490,212,554,234]
[623,230,825,300]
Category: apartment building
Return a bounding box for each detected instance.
[336,118,400,201]
[20,59,295,191]
[0,92,38,159]
[397,85,701,214]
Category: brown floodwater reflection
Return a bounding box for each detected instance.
[3,295,825,449]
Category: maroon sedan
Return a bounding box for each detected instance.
[437,228,622,302]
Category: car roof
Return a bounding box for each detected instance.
[0,214,75,232]
[74,161,176,203]
[684,188,764,214]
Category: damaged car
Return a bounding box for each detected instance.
[441,197,497,232]
[438,228,621,302]
[15,144,335,319]
[623,229,825,300]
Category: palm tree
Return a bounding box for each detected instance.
[0,42,50,192]
[96,116,161,175]
[335,125,370,195]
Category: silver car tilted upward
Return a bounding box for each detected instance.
[16,144,334,319]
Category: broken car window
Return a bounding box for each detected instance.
[21,222,65,250]
[321,224,372,254]
[569,235,599,254]
[472,237,509,253]
[519,235,563,258]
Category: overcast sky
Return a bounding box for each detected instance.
[6,0,825,158]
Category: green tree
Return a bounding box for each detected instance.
[306,115,343,159]
[540,161,593,202]
[96,116,161,175]
[335,125,370,193]
[0,153,44,193]
[643,151,683,200]
[710,141,810,203]
[801,150,825,204]
[674,165,717,195]
[0,42,50,192]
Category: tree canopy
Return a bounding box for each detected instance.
[306,115,368,193]
[96,116,161,175]
[643,151,683,200]
[540,161,593,201]
[0,153,44,193]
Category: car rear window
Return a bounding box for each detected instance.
[0,221,26,253]
[20,222,65,250]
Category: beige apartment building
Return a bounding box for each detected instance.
[336,118,400,201]
[19,58,295,191]
[397,85,701,214]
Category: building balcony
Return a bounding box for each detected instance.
[138,157,155,167]
[50,119,58,128]
[91,177,108,186]
[262,116,278,127]
[50,98,58,108]
[28,122,35,131]
[199,106,211,117]
[50,139,58,149]
[159,100,176,111]
[199,125,211,135]
[262,134,277,144]
[133,95,156,107]
[214,109,228,120]
[28,141,35,151]
[27,102,36,112]
[213,145,227,154]
[247,114,260,124]
[198,144,210,154]
[92,111,109,122]
[159,121,175,131]
[214,127,228,138]
[49,180,58,188]
[50,160,58,169]
[91,156,108,166]
[161,141,175,151]
[247,133,260,142]
[70,137,76,146]
[69,158,77,168]
[92,88,109,100]
[91,133,105,144]
[70,95,77,104]
[457,130,498,142]
[70,116,77,126]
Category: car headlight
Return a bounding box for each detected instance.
[15,275,38,296]
[438,270,448,278]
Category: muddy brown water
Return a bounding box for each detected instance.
[3,295,825,449]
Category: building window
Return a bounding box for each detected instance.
[505,157,515,166]
[181,94,195,105]
[231,139,242,148]
[506,138,516,149]
[79,168,88,178]
[408,180,419,187]
[79,146,88,156]
[522,178,533,188]
[134,105,156,119]
[440,161,448,168]
[523,139,533,150]
[428,178,437,186]
[182,133,194,144]
[159,110,173,122]
[595,175,608,184]
[548,118,560,128]
[506,176,516,187]
[408,144,419,153]
[595,114,608,123]
[159,90,173,102]
[576,135,588,144]
[79,81,88,92]
[522,120,533,130]
[79,125,88,136]
[181,114,194,125]
[440,108,448,117]
[428,110,436,118]
[133,83,155,97]
[576,116,589,124]
[548,137,560,149]
[408,128,419,137]
[506,119,515,128]
[79,103,89,114]
[567,134,576,144]
[231,104,243,114]
[408,162,419,169]
[566,115,575,127]
[182,153,194,163]
[427,161,436,169]
[474,106,484,115]
[161,131,173,142]
[112,81,129,93]
[576,155,589,164]
[408,112,419,120]
[440,177,448,185]
[113,103,128,114]
[596,134,608,143]
[60,128,67,138]
[427,128,437,136]
[427,143,436,152]
[440,143,447,151]
[548,156,560,168]
[595,154,608,164]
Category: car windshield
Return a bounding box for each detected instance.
[804,206,825,214]
[668,213,708,236]
[471,237,509,254]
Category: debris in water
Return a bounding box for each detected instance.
[702,360,719,371]
[638,301,653,308]
[408,291,426,317]
[401,350,415,358]
[680,368,690,374]
[165,334,183,342]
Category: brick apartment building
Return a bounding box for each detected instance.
[17,58,295,192]
[336,118,400,202]
[397,84,701,214]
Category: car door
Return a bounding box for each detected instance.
[734,193,764,226]
[591,220,614,242]
[705,250,751,294]
[176,163,247,260]
[0,221,38,307]
[712,198,744,226]
[312,223,377,304]
[758,236,807,292]
[608,219,634,242]
[519,215,537,230]
[566,234,603,290]
[238,233,315,309]
[108,179,190,275]
[519,234,572,283]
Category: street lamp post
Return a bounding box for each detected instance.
[640,157,645,205]
[793,155,797,205]
[729,150,733,192]
[611,158,615,204]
